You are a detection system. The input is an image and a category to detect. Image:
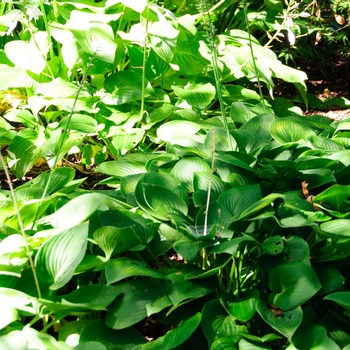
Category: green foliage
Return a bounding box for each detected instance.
[0,0,350,349]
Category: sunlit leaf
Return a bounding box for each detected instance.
[172,83,216,110]
[49,193,106,229]
[270,117,315,143]
[35,223,88,290]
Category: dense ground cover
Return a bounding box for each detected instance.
[1,0,350,349]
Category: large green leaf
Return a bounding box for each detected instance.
[170,157,211,192]
[93,226,141,261]
[5,32,49,74]
[218,184,261,219]
[49,193,106,229]
[35,223,88,290]
[221,289,259,322]
[0,300,18,329]
[157,120,202,142]
[98,209,153,247]
[313,185,350,211]
[42,285,120,313]
[104,71,153,104]
[111,128,144,155]
[319,220,350,238]
[256,300,302,341]
[105,258,165,285]
[135,172,188,220]
[71,22,117,64]
[80,319,146,350]
[324,292,350,310]
[292,324,340,350]
[97,160,147,177]
[166,267,214,308]
[8,135,39,179]
[172,83,216,110]
[58,114,99,134]
[134,312,201,350]
[270,118,315,143]
[233,193,285,221]
[3,109,37,128]
[268,262,321,310]
[106,279,169,329]
[195,201,233,238]
[148,21,179,63]
[202,299,247,347]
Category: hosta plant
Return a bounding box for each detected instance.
[0,0,350,349]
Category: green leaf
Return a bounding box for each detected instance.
[8,135,39,179]
[36,78,80,98]
[270,118,315,143]
[46,284,120,312]
[170,157,211,192]
[99,209,153,247]
[256,300,302,341]
[106,279,169,329]
[157,120,202,142]
[97,160,146,177]
[313,185,350,211]
[111,128,144,155]
[94,226,141,261]
[5,32,49,74]
[320,220,350,238]
[35,223,88,290]
[105,258,165,285]
[293,324,340,350]
[324,292,350,309]
[195,201,232,238]
[80,319,145,350]
[173,240,209,262]
[172,83,216,110]
[0,300,18,329]
[148,21,179,63]
[221,289,259,322]
[218,184,261,219]
[262,236,284,255]
[315,240,350,262]
[202,299,247,347]
[268,263,321,310]
[316,267,345,296]
[104,71,153,104]
[58,114,98,133]
[135,172,188,220]
[230,101,266,124]
[233,193,285,221]
[49,193,106,229]
[166,267,214,307]
[71,23,117,64]
[3,109,37,128]
[211,338,237,350]
[238,338,272,349]
[135,312,201,350]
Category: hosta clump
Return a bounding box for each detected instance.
[1,0,350,349]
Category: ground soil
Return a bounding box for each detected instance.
[274,56,350,120]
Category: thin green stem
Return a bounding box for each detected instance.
[139,3,150,124]
[0,151,42,299]
[30,57,94,231]
[242,0,265,107]
[39,0,55,59]
[198,0,232,147]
